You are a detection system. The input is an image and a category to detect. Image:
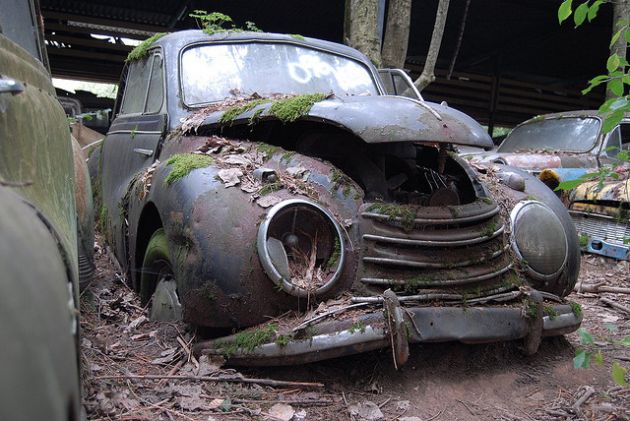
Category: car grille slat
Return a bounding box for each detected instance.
[570,212,630,247]
[362,224,504,247]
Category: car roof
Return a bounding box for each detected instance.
[523,110,630,123]
[152,29,371,63]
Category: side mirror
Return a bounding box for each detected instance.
[377,69,423,100]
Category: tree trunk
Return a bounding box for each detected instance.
[345,0,382,66]
[381,0,412,69]
[414,0,451,91]
[608,0,630,100]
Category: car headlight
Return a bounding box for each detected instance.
[510,200,568,282]
[257,199,345,297]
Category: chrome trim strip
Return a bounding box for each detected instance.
[362,225,504,247]
[106,130,163,135]
[361,206,500,225]
[362,245,508,269]
[360,263,514,287]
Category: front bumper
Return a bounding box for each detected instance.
[194,292,582,367]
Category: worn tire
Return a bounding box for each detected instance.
[139,228,171,305]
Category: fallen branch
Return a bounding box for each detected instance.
[573,385,595,411]
[93,374,324,389]
[600,297,630,316]
[574,283,630,295]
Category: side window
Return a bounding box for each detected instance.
[377,69,423,100]
[120,58,151,115]
[145,55,164,113]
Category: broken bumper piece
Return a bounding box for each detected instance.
[193,292,582,367]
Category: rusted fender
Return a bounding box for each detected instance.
[195,96,494,149]
[70,122,104,152]
[572,178,630,202]
[126,136,363,328]
[71,136,95,287]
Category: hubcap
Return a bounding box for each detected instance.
[149,272,182,322]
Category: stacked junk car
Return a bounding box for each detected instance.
[91,29,584,368]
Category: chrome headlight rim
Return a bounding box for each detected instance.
[257,198,346,297]
[509,200,568,282]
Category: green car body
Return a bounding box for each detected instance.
[0,1,92,419]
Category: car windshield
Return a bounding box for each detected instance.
[181,43,379,106]
[498,117,601,153]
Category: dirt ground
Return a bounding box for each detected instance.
[81,236,630,421]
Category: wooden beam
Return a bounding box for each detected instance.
[46,35,132,52]
[45,22,148,40]
[43,11,166,34]
[47,46,126,63]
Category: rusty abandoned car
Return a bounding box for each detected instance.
[92,29,584,367]
[466,112,630,260]
[0,0,93,419]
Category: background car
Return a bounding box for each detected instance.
[92,29,582,367]
[0,0,93,419]
[463,111,630,260]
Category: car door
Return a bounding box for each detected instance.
[101,51,166,264]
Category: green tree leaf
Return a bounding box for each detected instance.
[603,109,625,133]
[610,78,624,96]
[574,2,589,26]
[574,349,590,368]
[610,28,624,47]
[594,351,604,366]
[607,54,621,72]
[611,362,628,386]
[558,0,573,24]
[588,0,604,22]
[556,178,587,191]
[578,328,595,345]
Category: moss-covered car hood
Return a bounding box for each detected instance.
[191,95,494,149]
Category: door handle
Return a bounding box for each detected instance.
[133,148,154,157]
[0,77,24,95]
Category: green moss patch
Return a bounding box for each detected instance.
[267,93,328,123]
[256,143,279,159]
[219,323,278,357]
[219,99,270,125]
[330,168,354,198]
[367,202,416,230]
[571,302,583,318]
[165,154,214,185]
[126,33,167,62]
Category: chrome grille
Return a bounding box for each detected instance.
[357,200,516,298]
[570,211,630,247]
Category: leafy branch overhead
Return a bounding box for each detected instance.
[559,0,630,132]
[556,0,630,194]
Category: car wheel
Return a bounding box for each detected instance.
[140,228,182,322]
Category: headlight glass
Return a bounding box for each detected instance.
[257,199,345,297]
[510,201,567,280]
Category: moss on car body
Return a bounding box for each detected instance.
[165,154,214,185]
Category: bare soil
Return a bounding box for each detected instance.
[82,236,630,420]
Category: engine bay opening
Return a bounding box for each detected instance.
[219,122,478,206]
